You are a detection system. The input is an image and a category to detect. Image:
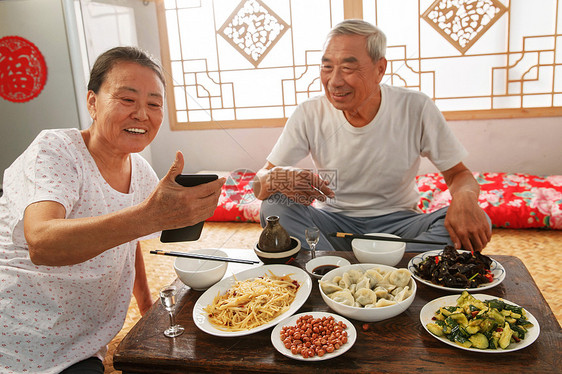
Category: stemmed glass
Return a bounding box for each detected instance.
[159,285,184,338]
[305,226,320,259]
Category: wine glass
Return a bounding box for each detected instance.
[159,285,184,338]
[305,226,320,259]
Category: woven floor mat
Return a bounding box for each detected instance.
[103,224,561,373]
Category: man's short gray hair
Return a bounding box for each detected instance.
[327,19,387,62]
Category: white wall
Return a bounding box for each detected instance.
[434,117,562,176]
[0,0,80,186]
[148,116,562,177]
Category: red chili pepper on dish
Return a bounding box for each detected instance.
[484,270,494,283]
[434,256,440,265]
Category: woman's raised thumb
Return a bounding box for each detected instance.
[165,151,184,181]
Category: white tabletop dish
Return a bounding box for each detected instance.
[420,293,540,353]
[305,256,351,279]
[174,248,229,291]
[408,250,506,292]
[193,264,312,337]
[351,233,405,266]
[271,312,357,361]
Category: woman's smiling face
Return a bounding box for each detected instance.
[86,61,165,154]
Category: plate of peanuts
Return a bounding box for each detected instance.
[271,312,357,361]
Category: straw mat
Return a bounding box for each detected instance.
[103,223,562,373]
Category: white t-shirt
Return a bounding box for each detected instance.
[0,128,159,374]
[267,84,468,217]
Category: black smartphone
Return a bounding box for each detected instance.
[159,174,219,243]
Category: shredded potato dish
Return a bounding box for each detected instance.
[204,271,300,331]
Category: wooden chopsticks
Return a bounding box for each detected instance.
[328,232,447,246]
[150,250,259,264]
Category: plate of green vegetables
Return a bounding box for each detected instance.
[421,291,539,353]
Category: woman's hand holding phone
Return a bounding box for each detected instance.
[160,173,220,242]
[142,152,224,242]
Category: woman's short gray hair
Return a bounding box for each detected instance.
[327,19,387,62]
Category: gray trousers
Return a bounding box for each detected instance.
[259,193,456,252]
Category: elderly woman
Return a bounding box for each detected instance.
[0,47,224,374]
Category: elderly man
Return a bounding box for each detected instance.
[253,19,490,253]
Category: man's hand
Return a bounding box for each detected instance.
[444,190,491,252]
[442,163,491,252]
[253,163,334,205]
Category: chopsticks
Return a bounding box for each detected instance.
[328,232,447,246]
[149,250,259,264]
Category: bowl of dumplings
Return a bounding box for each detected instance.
[319,263,416,322]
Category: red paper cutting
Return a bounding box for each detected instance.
[0,35,48,103]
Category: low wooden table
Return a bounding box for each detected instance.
[114,250,561,373]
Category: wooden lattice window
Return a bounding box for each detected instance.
[156,0,562,130]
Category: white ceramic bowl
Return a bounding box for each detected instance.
[319,263,416,322]
[254,237,301,264]
[352,233,406,266]
[174,249,228,291]
[305,256,351,279]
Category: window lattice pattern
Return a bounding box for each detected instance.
[421,0,508,54]
[368,0,561,114]
[158,0,561,130]
[218,0,290,67]
[160,0,337,128]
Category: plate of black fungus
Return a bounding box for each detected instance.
[408,246,505,292]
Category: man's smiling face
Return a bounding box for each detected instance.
[320,34,386,125]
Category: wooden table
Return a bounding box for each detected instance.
[114,250,562,373]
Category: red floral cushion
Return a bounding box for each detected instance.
[207,170,261,223]
[209,171,562,229]
[417,172,562,229]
